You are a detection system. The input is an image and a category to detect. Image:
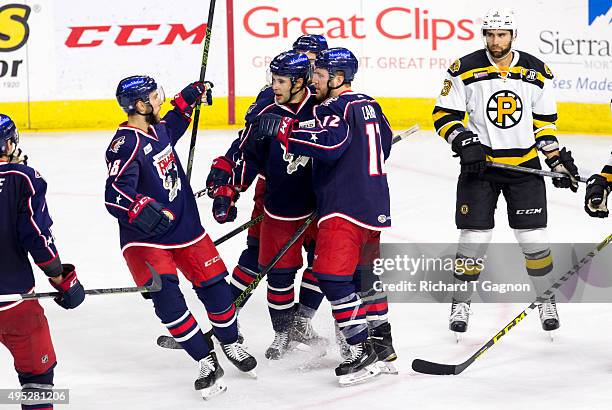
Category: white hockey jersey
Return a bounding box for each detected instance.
[433,49,558,168]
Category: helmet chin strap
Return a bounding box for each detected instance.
[135,102,159,126]
[324,73,345,100]
[287,77,307,104]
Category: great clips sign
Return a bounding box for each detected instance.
[242,5,476,50]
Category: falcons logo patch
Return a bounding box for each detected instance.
[109,136,125,153]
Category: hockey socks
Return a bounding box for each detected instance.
[152,275,211,361]
[267,272,296,332]
[194,280,239,345]
[319,280,368,345]
[229,245,260,303]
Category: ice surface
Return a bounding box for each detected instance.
[1,128,611,409]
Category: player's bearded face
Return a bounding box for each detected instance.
[271,74,293,104]
[485,30,513,59]
[145,89,164,124]
[312,68,330,100]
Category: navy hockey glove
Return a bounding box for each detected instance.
[212,186,238,224]
[128,195,173,235]
[451,131,487,174]
[171,81,214,119]
[206,156,234,199]
[257,113,297,145]
[49,264,85,309]
[545,147,580,192]
[585,174,609,218]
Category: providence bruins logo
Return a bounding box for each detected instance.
[441,79,452,96]
[486,90,523,129]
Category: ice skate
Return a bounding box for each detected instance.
[265,330,290,360]
[221,341,257,378]
[449,298,471,339]
[195,353,227,400]
[336,339,381,387]
[370,322,398,374]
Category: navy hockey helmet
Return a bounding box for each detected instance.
[270,51,311,84]
[116,75,160,114]
[0,114,19,155]
[292,34,328,54]
[315,47,358,83]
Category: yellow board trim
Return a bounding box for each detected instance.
[525,254,553,270]
[0,97,611,135]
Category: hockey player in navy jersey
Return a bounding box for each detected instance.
[104,76,256,399]
[257,48,397,385]
[585,153,611,218]
[205,35,329,354]
[212,50,324,359]
[0,114,85,409]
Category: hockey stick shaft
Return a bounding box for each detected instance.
[186,0,217,182]
[0,262,163,303]
[193,124,421,199]
[487,162,588,183]
[213,214,263,246]
[412,233,612,375]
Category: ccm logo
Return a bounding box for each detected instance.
[461,136,480,146]
[65,24,207,48]
[204,255,221,267]
[516,208,542,215]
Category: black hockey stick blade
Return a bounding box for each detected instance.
[145,262,163,293]
[411,359,461,375]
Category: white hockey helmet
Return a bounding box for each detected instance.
[482,9,517,39]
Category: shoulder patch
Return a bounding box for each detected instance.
[109,136,125,153]
[441,79,452,96]
[544,64,553,77]
[450,59,461,73]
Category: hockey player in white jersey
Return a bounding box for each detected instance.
[432,9,581,335]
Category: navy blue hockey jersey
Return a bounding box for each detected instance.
[288,90,393,230]
[232,87,318,220]
[104,109,205,250]
[0,160,60,310]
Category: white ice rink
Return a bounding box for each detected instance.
[1,128,611,410]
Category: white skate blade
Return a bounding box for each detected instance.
[246,370,257,379]
[454,332,462,343]
[293,342,327,358]
[338,363,382,387]
[377,360,398,375]
[199,380,227,400]
[547,330,556,342]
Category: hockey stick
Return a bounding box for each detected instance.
[412,233,612,375]
[0,262,163,303]
[213,214,263,247]
[192,124,421,200]
[186,0,217,181]
[487,162,589,183]
[157,213,316,348]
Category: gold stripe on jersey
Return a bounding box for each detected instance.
[602,164,612,183]
[459,65,547,89]
[432,107,465,140]
[485,147,538,166]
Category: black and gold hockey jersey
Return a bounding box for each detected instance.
[433,49,558,169]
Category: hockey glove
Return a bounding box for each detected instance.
[49,264,85,309]
[451,131,487,174]
[545,147,580,192]
[212,185,239,224]
[171,81,214,119]
[128,195,173,236]
[257,113,297,146]
[585,174,609,218]
[206,156,234,199]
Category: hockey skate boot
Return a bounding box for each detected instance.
[538,295,560,331]
[289,314,328,351]
[335,339,381,387]
[335,322,351,360]
[265,330,290,360]
[195,352,227,400]
[221,341,257,378]
[449,298,471,333]
[370,322,398,374]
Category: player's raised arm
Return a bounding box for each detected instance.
[163,81,213,145]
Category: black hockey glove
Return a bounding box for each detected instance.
[171,81,214,119]
[584,174,609,218]
[545,147,580,192]
[128,195,173,236]
[451,131,487,174]
[212,186,239,224]
[49,264,85,309]
[257,113,297,145]
[206,156,234,198]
